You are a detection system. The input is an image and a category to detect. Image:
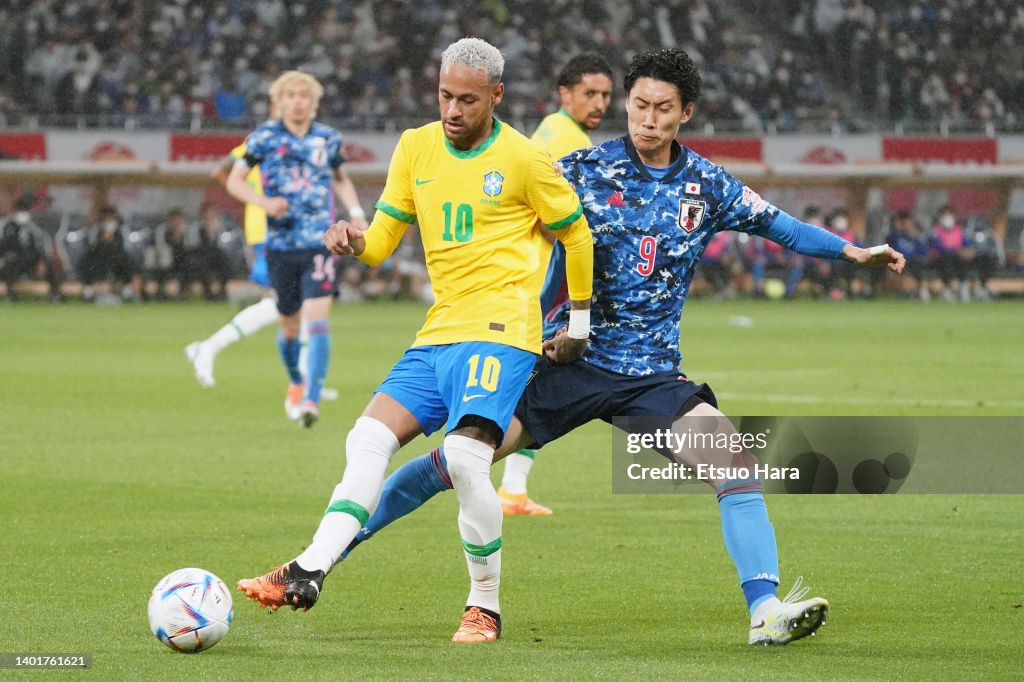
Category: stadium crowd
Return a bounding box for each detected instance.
[0,196,1014,304]
[1,0,1020,132]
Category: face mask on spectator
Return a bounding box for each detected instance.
[103,219,118,231]
[832,216,848,231]
[939,214,955,228]
[13,211,31,225]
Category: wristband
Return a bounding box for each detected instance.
[349,206,365,219]
[868,244,889,256]
[567,308,590,340]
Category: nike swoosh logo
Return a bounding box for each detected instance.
[462,394,487,403]
[415,178,435,186]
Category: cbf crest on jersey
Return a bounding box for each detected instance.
[483,170,504,197]
[678,198,706,233]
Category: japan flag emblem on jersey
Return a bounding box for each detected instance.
[684,181,701,195]
[678,198,706,233]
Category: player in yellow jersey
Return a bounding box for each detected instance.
[238,38,595,644]
[499,53,613,516]
[185,140,279,389]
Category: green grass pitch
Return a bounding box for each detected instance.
[2,299,1022,680]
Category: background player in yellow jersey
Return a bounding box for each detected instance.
[499,53,613,516]
[185,137,279,390]
[238,38,595,644]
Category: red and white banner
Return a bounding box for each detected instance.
[0,133,47,160]
[45,131,169,162]
[882,137,997,164]
[5,130,1023,166]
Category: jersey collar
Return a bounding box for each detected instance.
[558,108,588,133]
[444,117,502,159]
[622,135,687,183]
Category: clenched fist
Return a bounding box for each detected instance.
[323,219,366,256]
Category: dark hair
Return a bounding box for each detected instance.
[894,210,912,221]
[624,49,702,105]
[557,53,613,89]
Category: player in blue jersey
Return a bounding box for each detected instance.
[337,49,906,646]
[225,71,367,428]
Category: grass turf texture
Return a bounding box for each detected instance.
[2,299,1022,680]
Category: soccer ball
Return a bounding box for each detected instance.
[147,568,233,653]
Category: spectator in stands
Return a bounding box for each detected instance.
[929,204,971,302]
[144,209,190,301]
[823,207,863,299]
[745,233,804,299]
[80,205,134,303]
[214,75,248,122]
[55,49,100,118]
[698,230,738,298]
[964,218,1001,301]
[0,199,62,302]
[187,203,233,301]
[886,210,932,301]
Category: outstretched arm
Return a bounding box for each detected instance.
[755,212,906,273]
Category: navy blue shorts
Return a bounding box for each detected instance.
[267,247,339,315]
[513,357,717,448]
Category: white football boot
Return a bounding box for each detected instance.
[748,576,829,646]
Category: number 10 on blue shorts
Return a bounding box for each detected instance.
[376,341,538,437]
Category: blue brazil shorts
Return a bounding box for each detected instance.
[376,341,537,438]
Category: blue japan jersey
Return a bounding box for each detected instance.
[243,120,345,251]
[562,136,780,376]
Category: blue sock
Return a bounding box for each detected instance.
[277,331,302,384]
[718,484,779,614]
[341,447,452,559]
[305,320,330,404]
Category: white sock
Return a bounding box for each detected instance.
[500,450,535,495]
[294,417,399,574]
[298,316,310,379]
[445,434,502,613]
[206,297,278,354]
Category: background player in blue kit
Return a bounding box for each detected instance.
[225,71,367,427]
[338,49,906,646]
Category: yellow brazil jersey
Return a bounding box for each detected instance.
[230,143,267,245]
[530,109,592,161]
[371,118,584,354]
[529,109,594,277]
